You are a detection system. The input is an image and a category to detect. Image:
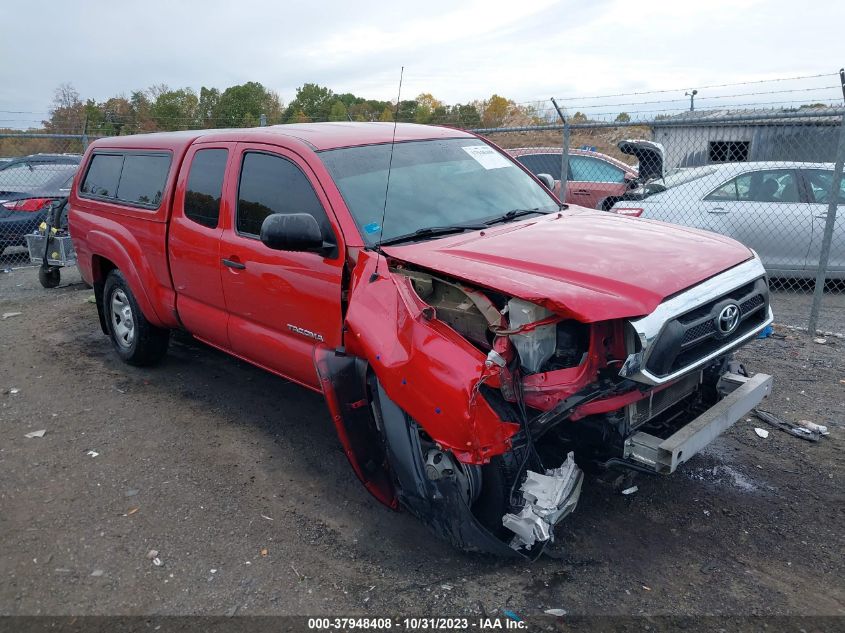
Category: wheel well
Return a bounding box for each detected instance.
[91,255,117,334]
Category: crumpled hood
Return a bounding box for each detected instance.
[382,209,753,322]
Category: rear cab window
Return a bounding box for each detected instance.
[184,149,228,228]
[80,151,172,209]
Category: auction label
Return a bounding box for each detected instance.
[307,617,527,630]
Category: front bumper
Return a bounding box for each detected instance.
[622,372,773,473]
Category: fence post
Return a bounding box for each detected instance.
[259,113,267,127]
[808,70,845,334]
[81,115,89,151]
[550,98,569,200]
[807,120,845,334]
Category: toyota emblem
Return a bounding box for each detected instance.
[717,304,740,335]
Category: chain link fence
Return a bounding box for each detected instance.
[2,76,844,335]
[475,105,845,336]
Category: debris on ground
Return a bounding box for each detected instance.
[2,312,22,319]
[123,507,139,516]
[125,489,139,497]
[753,409,821,442]
[757,324,773,339]
[91,569,104,577]
[502,610,522,622]
[813,337,828,344]
[86,295,97,304]
[260,514,273,521]
[146,550,159,560]
[795,419,830,436]
[754,428,770,439]
[260,548,268,557]
[152,557,163,567]
[86,450,99,457]
[24,430,47,438]
[8,388,20,395]
[544,609,568,616]
[621,485,638,495]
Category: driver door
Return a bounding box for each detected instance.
[219,143,344,389]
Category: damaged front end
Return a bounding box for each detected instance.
[320,250,772,557]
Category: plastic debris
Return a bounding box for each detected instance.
[91,569,104,577]
[146,549,159,559]
[9,388,19,395]
[813,337,827,344]
[124,507,139,516]
[544,609,568,617]
[2,312,22,319]
[152,557,163,567]
[86,295,97,304]
[260,514,273,521]
[24,429,47,438]
[754,428,769,439]
[756,324,773,339]
[754,409,820,442]
[503,610,522,622]
[795,419,829,436]
[86,450,99,457]
[502,452,583,550]
[621,485,638,495]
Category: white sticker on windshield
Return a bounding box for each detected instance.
[461,145,513,170]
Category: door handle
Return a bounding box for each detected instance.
[573,190,590,195]
[814,214,829,219]
[222,258,246,270]
[707,207,730,214]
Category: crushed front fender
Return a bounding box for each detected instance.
[344,251,520,464]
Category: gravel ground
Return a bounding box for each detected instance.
[1,265,843,619]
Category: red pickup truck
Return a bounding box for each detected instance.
[69,122,773,557]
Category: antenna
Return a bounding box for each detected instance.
[370,66,404,282]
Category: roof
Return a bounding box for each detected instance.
[88,122,472,153]
[652,106,844,127]
[506,146,636,172]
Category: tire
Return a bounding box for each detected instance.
[471,448,529,538]
[103,269,169,366]
[38,265,61,289]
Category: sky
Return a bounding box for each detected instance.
[1,0,844,129]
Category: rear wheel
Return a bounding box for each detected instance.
[103,269,169,366]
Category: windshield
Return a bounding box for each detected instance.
[0,162,78,192]
[319,138,558,244]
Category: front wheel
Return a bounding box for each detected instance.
[103,269,169,366]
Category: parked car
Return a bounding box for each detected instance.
[610,161,845,279]
[508,140,664,210]
[0,154,81,255]
[69,123,772,556]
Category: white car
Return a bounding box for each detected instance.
[610,161,845,279]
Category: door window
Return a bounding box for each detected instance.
[705,170,799,203]
[184,149,228,228]
[804,169,845,204]
[236,152,330,238]
[569,155,624,183]
[516,154,562,178]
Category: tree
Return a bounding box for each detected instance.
[481,94,514,128]
[284,83,334,122]
[615,112,631,123]
[43,83,84,133]
[150,87,198,130]
[328,100,349,121]
[213,82,282,128]
[414,93,443,124]
[379,106,394,122]
[197,87,220,127]
[571,111,588,123]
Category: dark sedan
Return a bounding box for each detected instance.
[0,154,80,255]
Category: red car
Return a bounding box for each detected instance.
[69,123,772,557]
[509,141,663,210]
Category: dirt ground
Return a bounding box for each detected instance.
[1,266,843,620]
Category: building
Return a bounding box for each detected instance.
[650,106,843,171]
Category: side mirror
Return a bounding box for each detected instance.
[536,173,555,190]
[260,213,329,254]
